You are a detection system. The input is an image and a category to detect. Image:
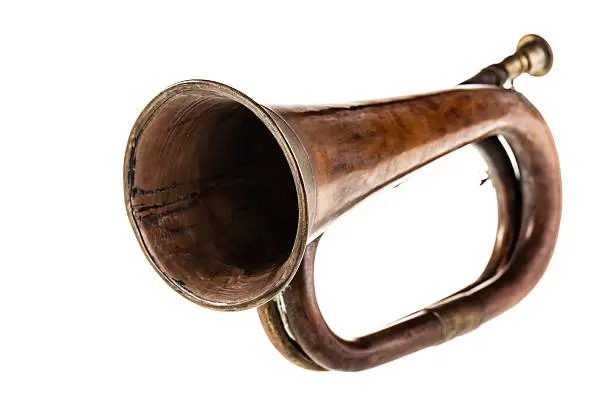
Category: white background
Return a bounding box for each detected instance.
[1,1,610,407]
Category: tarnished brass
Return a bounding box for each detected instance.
[124,35,560,371]
[506,34,553,78]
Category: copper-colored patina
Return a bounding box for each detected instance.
[124,35,561,371]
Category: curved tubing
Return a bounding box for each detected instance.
[260,87,561,371]
[258,136,521,371]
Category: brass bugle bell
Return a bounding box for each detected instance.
[124,35,561,371]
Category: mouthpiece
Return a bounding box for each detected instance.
[503,34,553,79]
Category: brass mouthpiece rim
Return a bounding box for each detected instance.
[124,80,310,311]
[516,34,553,77]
